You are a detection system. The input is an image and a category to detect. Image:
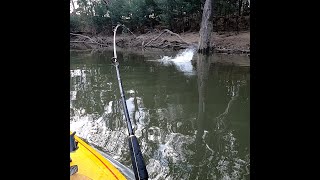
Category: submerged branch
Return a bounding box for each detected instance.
[218,95,238,118]
[214,87,240,131]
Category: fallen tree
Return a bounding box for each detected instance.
[70,33,109,48]
[143,29,191,47]
[70,26,249,54]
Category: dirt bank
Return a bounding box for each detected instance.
[70,30,250,55]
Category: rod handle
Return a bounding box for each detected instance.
[128,135,149,180]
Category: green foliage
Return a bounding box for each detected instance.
[107,0,130,25]
[70,0,250,34]
[130,0,148,25]
[92,1,111,34]
[154,0,201,31]
[94,1,107,17]
[70,15,82,32]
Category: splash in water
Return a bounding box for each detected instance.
[148,47,196,76]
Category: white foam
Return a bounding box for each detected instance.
[148,47,196,76]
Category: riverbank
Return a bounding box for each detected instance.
[70,30,250,55]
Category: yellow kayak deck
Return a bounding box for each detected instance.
[70,132,127,180]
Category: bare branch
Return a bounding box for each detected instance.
[144,29,190,47]
[70,33,108,47]
[120,24,137,38]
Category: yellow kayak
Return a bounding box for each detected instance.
[70,131,128,180]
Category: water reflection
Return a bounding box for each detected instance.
[70,49,250,180]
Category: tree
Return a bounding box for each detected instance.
[70,0,76,14]
[198,0,214,54]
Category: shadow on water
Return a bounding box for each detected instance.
[70,48,250,180]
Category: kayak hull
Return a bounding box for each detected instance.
[70,132,127,180]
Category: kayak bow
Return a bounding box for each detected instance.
[70,131,128,180]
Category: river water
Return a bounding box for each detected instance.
[70,47,250,180]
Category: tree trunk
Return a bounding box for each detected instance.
[239,0,243,16]
[70,0,76,14]
[198,0,214,54]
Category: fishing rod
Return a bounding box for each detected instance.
[111,24,149,180]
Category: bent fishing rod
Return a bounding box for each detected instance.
[111,24,149,180]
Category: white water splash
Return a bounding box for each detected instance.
[148,47,196,76]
